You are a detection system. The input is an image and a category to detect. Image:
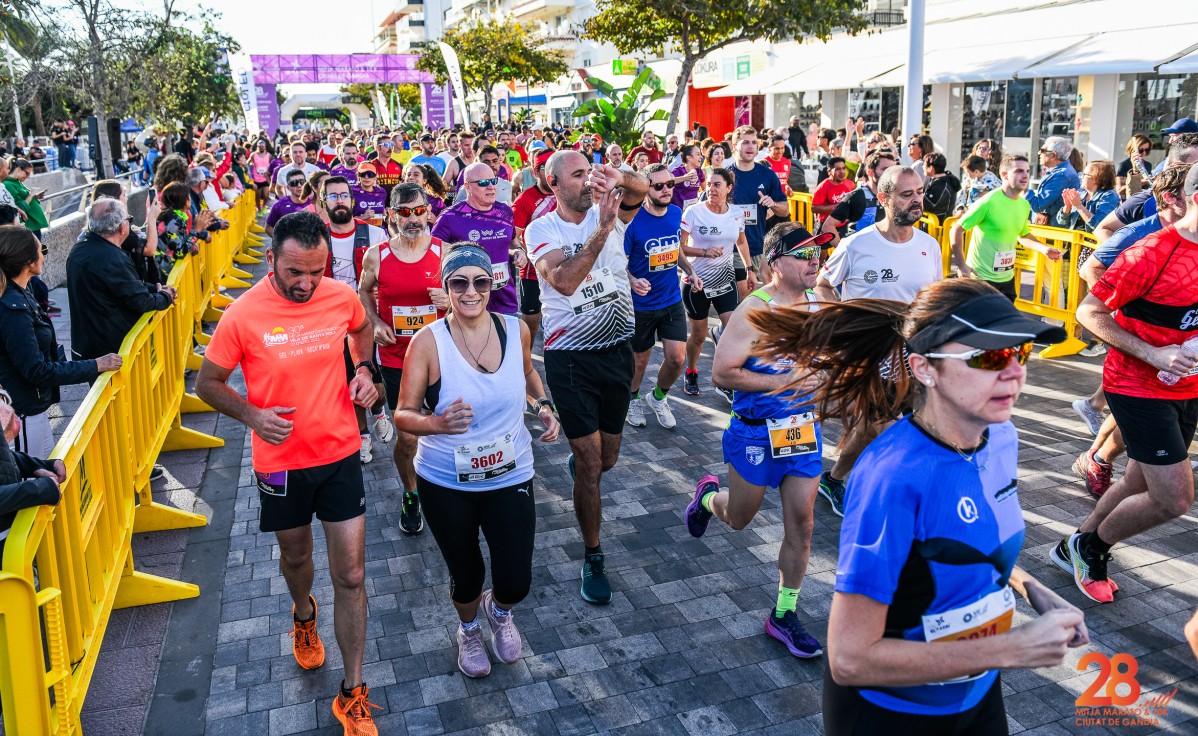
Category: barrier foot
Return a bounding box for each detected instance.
[162,425,224,452]
[134,498,208,533]
[185,351,203,372]
[212,292,234,308]
[1039,337,1087,359]
[114,569,200,608]
[180,392,214,415]
[249,224,266,233]
[203,306,226,322]
[220,276,252,289]
[229,266,253,279]
[245,236,265,247]
[194,331,211,346]
[234,253,262,265]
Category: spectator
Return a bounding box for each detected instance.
[27,143,46,173]
[1058,160,1119,234]
[1028,135,1080,224]
[921,152,960,223]
[1117,134,1153,199]
[142,137,161,186]
[0,390,64,559]
[156,182,198,273]
[51,119,69,166]
[970,138,1002,175]
[91,179,163,285]
[65,198,176,361]
[152,153,189,194]
[5,159,48,237]
[0,157,19,211]
[0,225,121,457]
[907,134,934,180]
[955,155,1001,214]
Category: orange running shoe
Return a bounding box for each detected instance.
[333,682,382,736]
[289,595,325,670]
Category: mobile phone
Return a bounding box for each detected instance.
[148,188,157,205]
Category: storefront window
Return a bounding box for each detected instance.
[921,84,932,134]
[1039,76,1078,140]
[1005,78,1033,139]
[772,91,821,131]
[1130,73,1198,140]
[847,88,882,132]
[961,82,1006,159]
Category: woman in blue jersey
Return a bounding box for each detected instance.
[752,279,1089,735]
[684,223,834,659]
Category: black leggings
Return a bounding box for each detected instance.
[417,474,536,606]
[823,667,1008,736]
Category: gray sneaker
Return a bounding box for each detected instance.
[626,396,647,427]
[456,623,492,678]
[1071,399,1105,437]
[481,590,522,664]
[644,393,676,429]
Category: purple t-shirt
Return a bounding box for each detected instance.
[266,196,310,228]
[431,201,518,314]
[671,165,705,210]
[352,186,388,222]
[329,164,360,187]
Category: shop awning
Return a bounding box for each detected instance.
[1154,44,1198,74]
[548,95,578,109]
[1018,24,1198,78]
[864,35,1091,86]
[498,94,548,107]
[763,54,904,94]
[710,62,821,98]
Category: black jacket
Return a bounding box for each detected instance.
[0,282,98,416]
[923,173,961,223]
[66,231,174,360]
[0,440,58,540]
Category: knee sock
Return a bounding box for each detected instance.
[775,586,799,617]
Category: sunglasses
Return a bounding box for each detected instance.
[359,172,377,178]
[379,142,394,148]
[287,180,306,187]
[775,245,822,261]
[446,276,493,294]
[393,205,429,217]
[1138,147,1152,155]
[922,342,1033,370]
[650,182,675,191]
[469,177,499,187]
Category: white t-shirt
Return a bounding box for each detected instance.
[436,151,455,164]
[820,224,942,303]
[454,179,513,206]
[328,224,388,290]
[526,206,634,351]
[681,202,744,289]
[274,162,321,187]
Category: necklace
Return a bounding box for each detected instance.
[912,412,987,468]
[451,317,494,374]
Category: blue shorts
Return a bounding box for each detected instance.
[722,416,823,489]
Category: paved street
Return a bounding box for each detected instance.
[74,253,1198,736]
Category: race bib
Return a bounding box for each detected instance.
[766,412,818,458]
[254,470,288,497]
[993,250,1016,272]
[735,203,758,226]
[683,198,698,211]
[704,280,735,299]
[648,243,680,272]
[256,166,267,175]
[392,304,436,337]
[567,267,620,315]
[922,586,1015,644]
[454,433,517,483]
[492,261,511,288]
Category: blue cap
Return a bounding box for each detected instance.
[529,140,547,151]
[1163,117,1198,134]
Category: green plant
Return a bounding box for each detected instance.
[571,69,668,151]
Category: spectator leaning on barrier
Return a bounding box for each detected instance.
[91,179,164,286]
[0,388,65,559]
[1027,135,1081,225]
[156,182,199,272]
[0,226,122,457]
[65,198,176,361]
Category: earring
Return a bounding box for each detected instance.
[925,380,933,386]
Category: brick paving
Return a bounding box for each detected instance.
[75,247,1198,735]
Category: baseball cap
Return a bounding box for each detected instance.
[357,161,379,175]
[765,226,834,263]
[529,140,547,152]
[199,166,215,179]
[906,293,1067,353]
[419,133,435,142]
[1163,117,1198,135]
[534,151,553,168]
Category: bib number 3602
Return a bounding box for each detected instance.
[454,433,517,483]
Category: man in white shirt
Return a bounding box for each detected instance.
[274,140,320,193]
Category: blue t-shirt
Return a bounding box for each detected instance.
[624,205,683,310]
[836,417,1025,716]
[729,162,786,256]
[1112,189,1157,225]
[1093,215,1163,267]
[409,154,447,176]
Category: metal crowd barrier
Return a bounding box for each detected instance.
[0,191,260,735]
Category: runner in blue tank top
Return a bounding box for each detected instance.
[748,277,1089,735]
[684,223,834,659]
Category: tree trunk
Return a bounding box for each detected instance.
[666,55,699,138]
[31,92,45,137]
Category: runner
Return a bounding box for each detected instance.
[329,140,363,187]
[512,151,557,340]
[436,132,460,168]
[684,222,834,658]
[249,139,272,208]
[812,165,943,514]
[623,163,701,429]
[432,162,523,315]
[526,153,648,604]
[763,135,794,198]
[1049,164,1198,604]
[370,134,404,197]
[728,126,789,295]
[409,133,447,176]
[817,151,895,247]
[195,211,383,736]
[351,162,387,229]
[444,131,478,197]
[749,276,1083,734]
[453,147,514,205]
[273,141,319,198]
[949,154,1062,301]
[266,170,312,238]
[669,144,704,212]
[629,130,664,165]
[679,168,751,399]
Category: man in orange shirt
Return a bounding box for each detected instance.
[195,211,382,736]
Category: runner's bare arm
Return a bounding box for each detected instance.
[818,215,844,248]
[1078,293,1198,375]
[948,220,975,277]
[1017,233,1061,260]
[813,275,840,304]
[1008,567,1088,647]
[520,320,559,442]
[1091,209,1124,243]
[535,188,621,296]
[1079,256,1106,288]
[394,330,470,436]
[195,359,295,445]
[357,246,396,346]
[711,299,804,394]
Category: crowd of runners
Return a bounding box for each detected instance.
[184,118,1198,736]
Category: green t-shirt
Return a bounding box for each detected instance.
[958,188,1030,282]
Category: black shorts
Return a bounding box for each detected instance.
[823,667,1008,736]
[544,341,634,440]
[381,365,403,410]
[985,277,1017,302]
[682,282,739,321]
[255,453,365,533]
[519,277,541,316]
[1105,392,1198,466]
[631,301,687,352]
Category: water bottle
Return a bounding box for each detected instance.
[1158,336,1198,385]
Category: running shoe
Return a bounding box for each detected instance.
[567,453,575,482]
[149,464,166,482]
[684,371,699,396]
[626,397,647,427]
[580,552,612,605]
[1079,342,1107,357]
[1067,533,1115,603]
[765,610,823,658]
[456,623,492,678]
[332,682,381,736]
[818,472,846,517]
[709,325,724,346]
[372,413,395,443]
[1071,399,1105,437]
[289,596,325,670]
[359,435,373,464]
[400,491,423,534]
[685,475,718,538]
[716,387,734,404]
[481,589,523,664]
[644,393,676,429]
[1073,449,1112,499]
[1050,538,1120,593]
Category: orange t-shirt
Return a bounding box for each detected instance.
[205,274,368,472]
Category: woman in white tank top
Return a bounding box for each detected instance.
[394,243,559,680]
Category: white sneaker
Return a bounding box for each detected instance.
[709,325,724,346]
[359,435,373,464]
[644,392,676,429]
[372,413,395,443]
[1071,398,1105,437]
[626,397,647,427]
[1079,342,1106,357]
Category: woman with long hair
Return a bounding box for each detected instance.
[404,163,450,225]
[971,138,1002,175]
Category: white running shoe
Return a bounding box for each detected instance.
[359,435,373,464]
[709,325,724,346]
[1071,398,1105,437]
[626,397,647,427]
[372,412,395,443]
[644,392,676,429]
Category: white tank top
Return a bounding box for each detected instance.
[414,314,534,490]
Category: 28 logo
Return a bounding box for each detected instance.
[1077,652,1140,706]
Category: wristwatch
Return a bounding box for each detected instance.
[534,397,554,412]
[354,360,376,374]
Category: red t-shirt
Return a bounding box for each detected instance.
[811,178,856,223]
[512,185,557,279]
[1090,227,1198,400]
[205,276,368,472]
[629,145,664,165]
[377,240,444,368]
[766,155,792,194]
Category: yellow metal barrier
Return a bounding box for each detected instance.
[789,192,814,233]
[0,192,258,735]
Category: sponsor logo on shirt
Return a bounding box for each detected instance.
[263,327,289,347]
[957,497,979,524]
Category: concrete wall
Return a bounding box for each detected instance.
[30,167,89,222]
[39,185,151,289]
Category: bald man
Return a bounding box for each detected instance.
[454,147,514,204]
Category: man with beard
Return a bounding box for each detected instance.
[812,165,943,516]
[321,176,393,464]
[409,134,447,176]
[196,211,383,736]
[329,140,364,187]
